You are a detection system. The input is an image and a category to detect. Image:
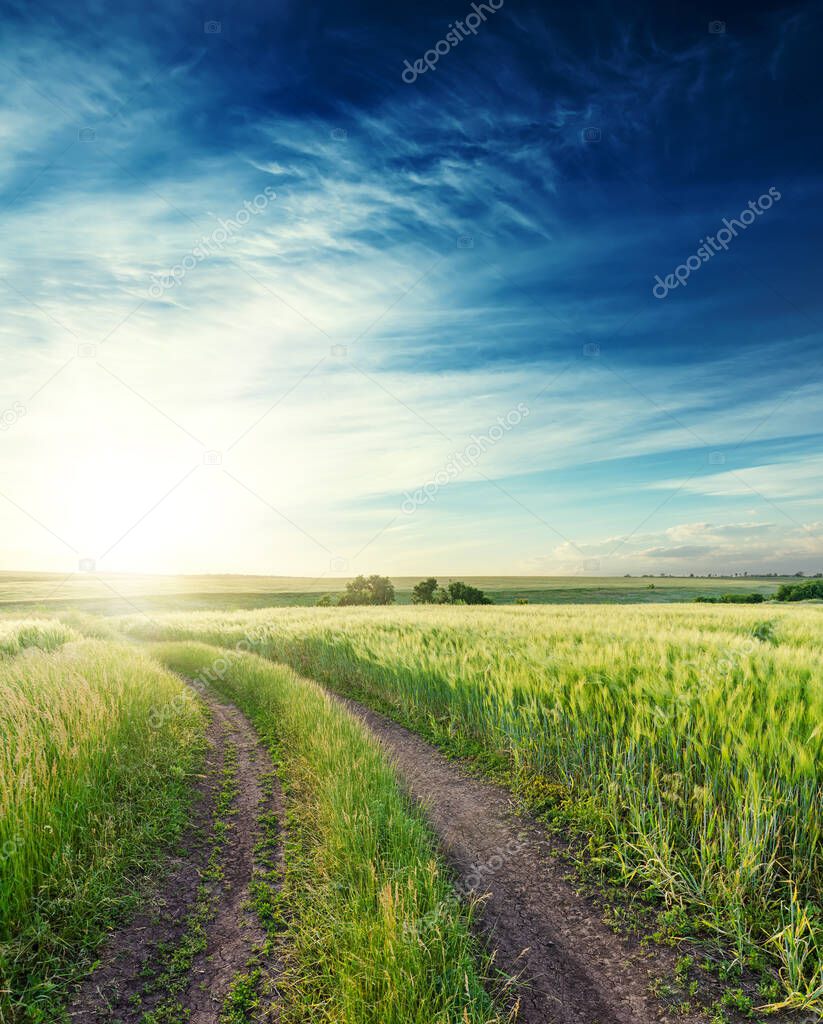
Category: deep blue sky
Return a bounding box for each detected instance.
[0,0,821,576]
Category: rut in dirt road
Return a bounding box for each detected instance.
[336,695,708,1024]
[69,684,284,1024]
[184,693,284,1024]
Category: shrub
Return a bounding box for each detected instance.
[775,580,823,602]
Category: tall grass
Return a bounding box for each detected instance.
[0,618,78,657]
[152,642,503,1024]
[125,604,823,1012]
[0,640,206,1023]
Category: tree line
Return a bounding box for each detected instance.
[694,579,823,603]
[316,576,492,606]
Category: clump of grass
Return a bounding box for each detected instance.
[0,618,78,657]
[152,642,504,1024]
[125,604,823,1013]
[0,640,206,1023]
[749,619,778,645]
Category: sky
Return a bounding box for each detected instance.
[1,0,822,579]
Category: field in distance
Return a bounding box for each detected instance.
[0,569,799,613]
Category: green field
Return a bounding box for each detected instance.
[0,570,794,614]
[1,588,821,1022]
[123,603,823,1015]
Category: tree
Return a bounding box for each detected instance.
[411,577,439,604]
[368,575,396,605]
[410,577,492,605]
[775,580,823,601]
[338,574,396,606]
[445,581,492,605]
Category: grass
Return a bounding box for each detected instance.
[0,639,206,1024]
[125,604,823,1014]
[3,602,820,1018]
[152,641,504,1024]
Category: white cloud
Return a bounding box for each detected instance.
[537,519,822,575]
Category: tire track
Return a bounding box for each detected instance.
[183,694,277,1023]
[69,684,284,1024]
[333,694,709,1024]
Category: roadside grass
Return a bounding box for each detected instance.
[152,641,505,1024]
[125,605,823,1015]
[0,640,206,1024]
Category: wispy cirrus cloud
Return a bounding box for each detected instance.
[1,0,822,576]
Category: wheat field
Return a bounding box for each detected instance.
[123,603,823,1010]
